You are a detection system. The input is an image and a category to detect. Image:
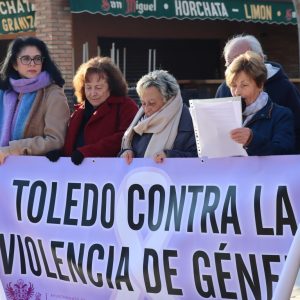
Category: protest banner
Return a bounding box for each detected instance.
[0,155,299,299]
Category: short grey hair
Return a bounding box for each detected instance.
[136,70,179,102]
[223,34,266,66]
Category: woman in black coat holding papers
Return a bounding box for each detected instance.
[226,51,295,156]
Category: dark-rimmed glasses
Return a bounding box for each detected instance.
[18,55,44,65]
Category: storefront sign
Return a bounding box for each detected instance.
[0,0,35,35]
[70,0,297,25]
[0,155,299,299]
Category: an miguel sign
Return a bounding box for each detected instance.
[70,0,297,25]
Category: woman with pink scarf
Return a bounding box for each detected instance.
[0,37,70,164]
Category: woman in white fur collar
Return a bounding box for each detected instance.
[121,70,197,164]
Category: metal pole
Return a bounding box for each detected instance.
[111,42,115,64]
[85,42,89,62]
[123,47,126,79]
[272,225,300,300]
[82,43,85,63]
[116,48,120,68]
[148,49,152,73]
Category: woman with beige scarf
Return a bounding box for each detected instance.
[121,70,197,164]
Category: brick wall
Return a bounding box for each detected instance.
[31,0,73,91]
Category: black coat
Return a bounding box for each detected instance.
[244,98,295,156]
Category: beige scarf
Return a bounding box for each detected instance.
[122,91,183,157]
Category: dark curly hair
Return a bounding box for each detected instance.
[0,36,65,89]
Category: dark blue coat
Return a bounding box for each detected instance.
[131,105,198,158]
[216,62,300,153]
[244,98,295,156]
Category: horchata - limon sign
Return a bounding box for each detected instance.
[70,0,296,25]
[0,0,35,35]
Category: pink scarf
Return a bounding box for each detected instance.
[0,71,51,146]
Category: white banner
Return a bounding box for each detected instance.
[0,155,299,299]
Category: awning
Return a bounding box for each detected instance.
[0,0,35,35]
[70,0,296,25]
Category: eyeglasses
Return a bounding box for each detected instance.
[18,55,44,65]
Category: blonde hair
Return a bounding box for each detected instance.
[73,56,128,103]
[225,51,267,88]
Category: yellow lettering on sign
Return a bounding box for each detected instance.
[27,15,34,28]
[244,5,251,18]
[14,18,20,31]
[264,6,272,20]
[1,16,33,33]
[2,19,9,32]
[252,5,260,19]
[7,18,14,31]
[18,17,27,30]
[244,4,272,20]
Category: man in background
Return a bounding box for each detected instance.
[216,34,300,153]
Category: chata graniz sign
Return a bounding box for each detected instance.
[0,0,35,35]
[70,0,297,25]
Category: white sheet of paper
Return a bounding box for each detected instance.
[189,97,248,158]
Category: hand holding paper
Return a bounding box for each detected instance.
[230,127,252,145]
